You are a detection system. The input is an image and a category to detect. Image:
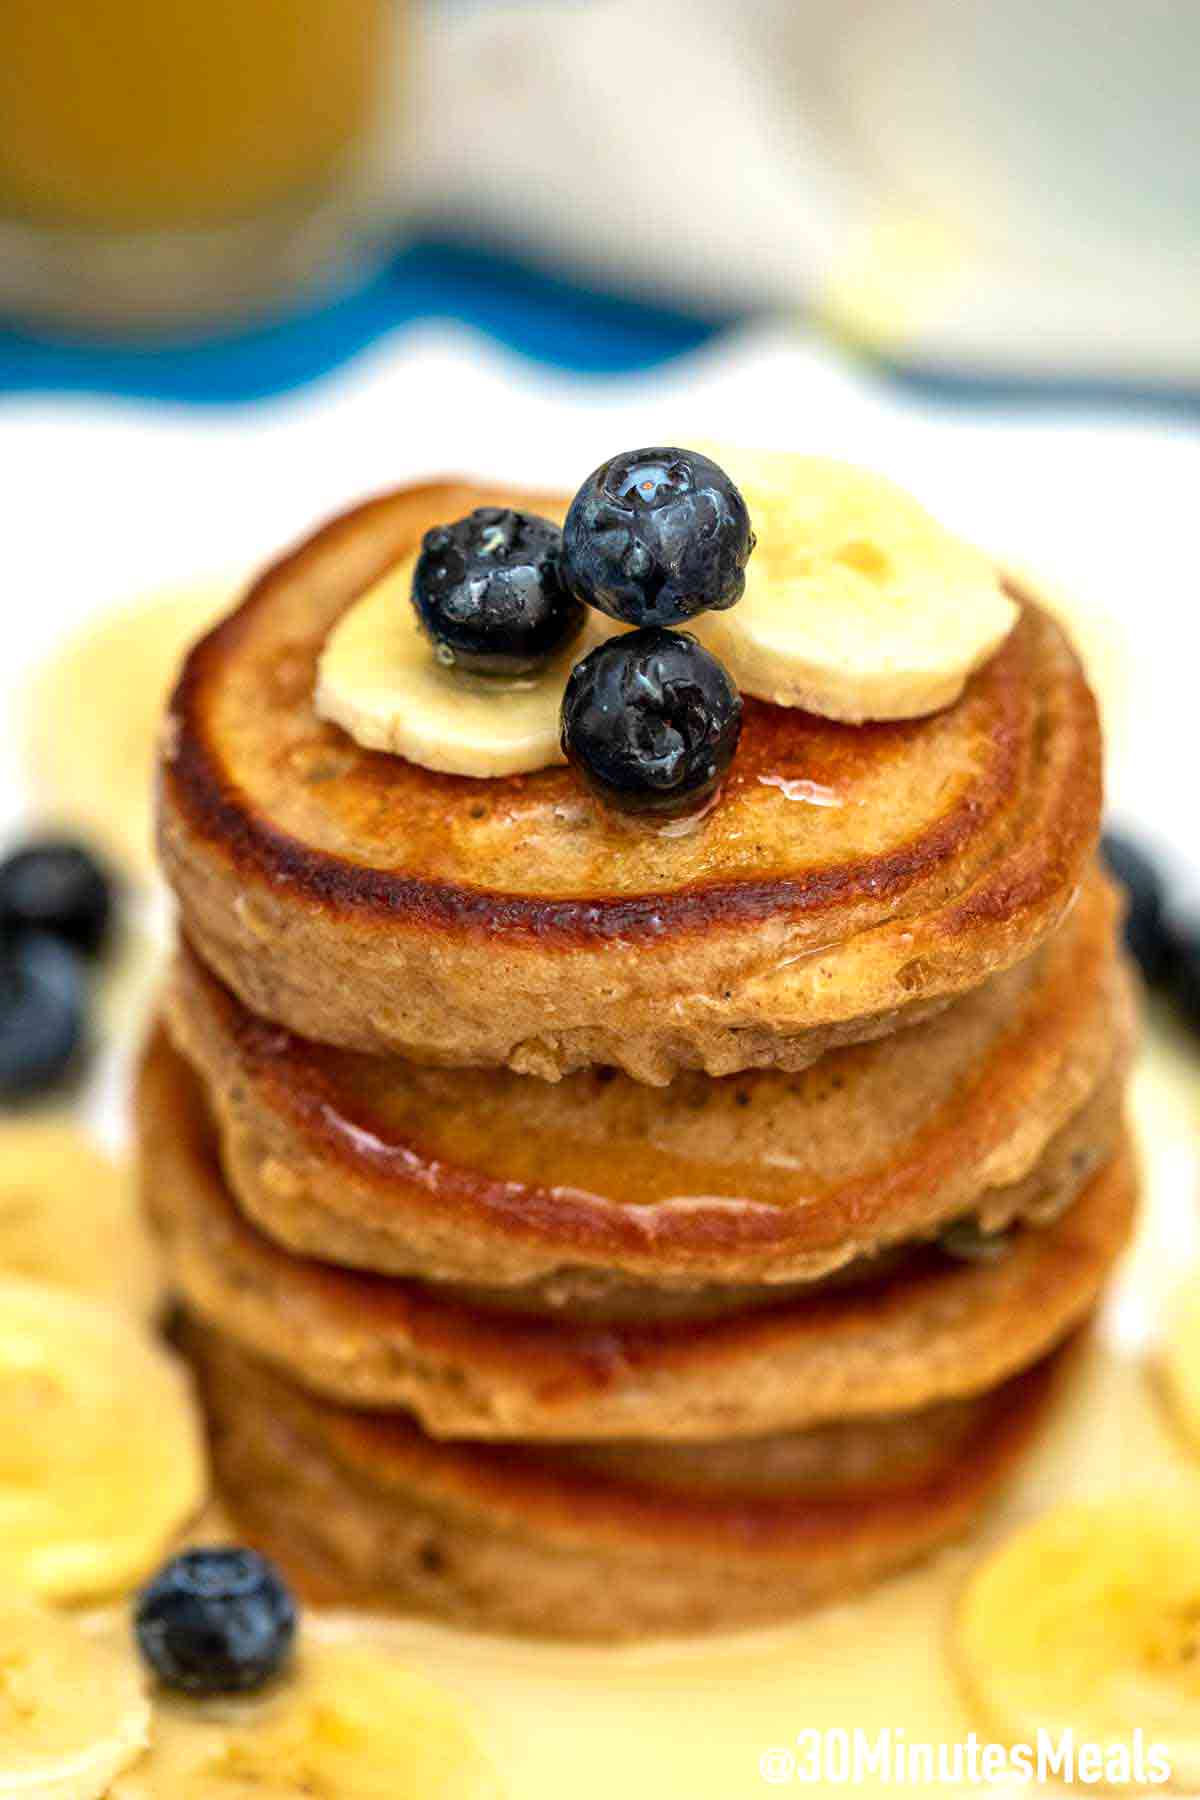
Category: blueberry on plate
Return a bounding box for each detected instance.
[412,508,584,676]
[560,627,742,820]
[1171,915,1200,1034]
[0,932,85,1101]
[135,1547,297,1696]
[562,447,754,628]
[0,840,114,958]
[1101,831,1173,985]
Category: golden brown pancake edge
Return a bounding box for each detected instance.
[158,482,1102,1083]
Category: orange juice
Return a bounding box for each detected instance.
[0,0,390,232]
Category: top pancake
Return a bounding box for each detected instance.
[159,481,1102,1082]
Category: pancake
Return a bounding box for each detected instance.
[181,1317,1073,1639]
[158,481,1102,1084]
[139,1030,1135,1442]
[161,870,1132,1291]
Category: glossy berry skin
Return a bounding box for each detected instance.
[0,840,113,957]
[1101,832,1174,985]
[0,933,85,1101]
[135,1547,297,1696]
[560,627,742,820]
[561,447,753,627]
[412,508,584,676]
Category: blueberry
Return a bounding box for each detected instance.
[1171,916,1200,1035]
[411,508,584,676]
[0,933,85,1101]
[937,1216,1014,1265]
[135,1547,297,1696]
[560,627,742,820]
[1101,832,1174,985]
[561,447,754,627]
[0,840,114,958]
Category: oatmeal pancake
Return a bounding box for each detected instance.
[182,1319,1073,1640]
[140,1031,1134,1442]
[158,481,1101,1083]
[162,870,1132,1291]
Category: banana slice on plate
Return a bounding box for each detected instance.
[1161,1272,1200,1453]
[955,1494,1200,1785]
[0,1278,205,1602]
[0,1124,163,1325]
[25,581,235,880]
[316,556,611,778]
[0,1598,149,1798]
[693,448,1018,723]
[111,1641,501,1798]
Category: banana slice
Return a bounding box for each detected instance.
[692,449,1018,722]
[0,1598,149,1798]
[25,581,235,879]
[111,1641,501,1798]
[316,556,610,778]
[955,1495,1200,1785]
[0,1124,163,1325]
[0,1278,206,1602]
[1161,1272,1200,1453]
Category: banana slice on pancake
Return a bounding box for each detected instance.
[111,1642,501,1798]
[318,454,1015,767]
[316,555,612,778]
[0,1123,163,1325]
[0,1599,150,1798]
[693,448,1018,722]
[955,1495,1198,1785]
[0,1278,205,1602]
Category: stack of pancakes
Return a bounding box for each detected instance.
[141,482,1136,1640]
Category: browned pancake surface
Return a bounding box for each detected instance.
[184,1319,1071,1638]
[159,483,1102,1081]
[140,1031,1135,1441]
[162,870,1131,1288]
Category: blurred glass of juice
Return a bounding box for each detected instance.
[0,0,400,334]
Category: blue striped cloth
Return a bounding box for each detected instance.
[0,238,735,406]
